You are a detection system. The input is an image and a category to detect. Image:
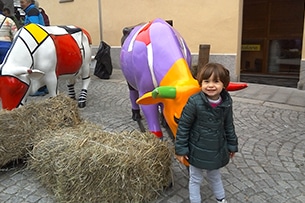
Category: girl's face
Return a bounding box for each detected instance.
[201,73,224,100]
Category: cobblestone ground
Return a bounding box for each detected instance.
[0,69,305,203]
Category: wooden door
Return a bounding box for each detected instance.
[241,0,304,76]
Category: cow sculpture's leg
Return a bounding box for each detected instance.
[44,72,58,97]
[127,83,146,132]
[78,86,88,108]
[141,104,163,139]
[66,75,90,108]
[67,83,76,100]
[67,76,76,99]
[127,83,163,138]
[128,83,142,121]
[78,73,90,108]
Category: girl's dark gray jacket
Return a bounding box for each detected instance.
[175,90,238,170]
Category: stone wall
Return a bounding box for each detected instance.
[297,60,305,90]
[93,46,305,86]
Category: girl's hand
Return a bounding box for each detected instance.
[229,152,235,158]
[176,155,189,166]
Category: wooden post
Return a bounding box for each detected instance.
[196,44,210,77]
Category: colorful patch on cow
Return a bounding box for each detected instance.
[135,21,152,45]
[0,76,28,110]
[81,28,92,44]
[50,34,82,76]
[24,23,48,44]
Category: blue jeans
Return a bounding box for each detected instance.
[189,165,225,203]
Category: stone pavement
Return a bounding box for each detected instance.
[1,67,305,203]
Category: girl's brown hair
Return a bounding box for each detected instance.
[196,63,230,88]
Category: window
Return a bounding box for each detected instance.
[59,0,73,3]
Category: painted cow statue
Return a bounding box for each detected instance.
[120,18,247,139]
[0,23,92,110]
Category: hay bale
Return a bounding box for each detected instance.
[0,94,81,167]
[28,122,173,203]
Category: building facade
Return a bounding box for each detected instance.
[37,0,305,89]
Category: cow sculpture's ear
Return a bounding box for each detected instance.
[137,86,177,105]
[28,69,45,80]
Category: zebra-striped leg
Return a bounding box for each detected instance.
[67,84,76,100]
[78,89,87,108]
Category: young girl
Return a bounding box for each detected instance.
[175,63,238,203]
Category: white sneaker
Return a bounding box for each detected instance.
[217,199,227,203]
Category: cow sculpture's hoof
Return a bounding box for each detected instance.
[132,109,142,121]
[78,102,86,108]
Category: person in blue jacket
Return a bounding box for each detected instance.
[20,0,47,96]
[175,63,238,203]
[20,0,44,25]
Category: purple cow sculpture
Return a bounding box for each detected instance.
[120,18,247,139]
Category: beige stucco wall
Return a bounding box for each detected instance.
[38,0,241,54]
[37,0,100,45]
[36,0,305,86]
[37,0,243,80]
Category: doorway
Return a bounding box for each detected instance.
[240,0,304,87]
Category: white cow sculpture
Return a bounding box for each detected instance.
[0,23,92,110]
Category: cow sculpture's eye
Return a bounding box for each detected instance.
[174,116,180,124]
